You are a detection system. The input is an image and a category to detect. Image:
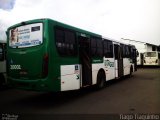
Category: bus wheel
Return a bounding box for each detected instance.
[96,71,106,89]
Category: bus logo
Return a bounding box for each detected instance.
[104,60,114,67]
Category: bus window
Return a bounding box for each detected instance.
[124,45,130,58]
[152,46,156,51]
[114,45,119,59]
[55,28,65,55]
[91,37,97,56]
[103,40,113,58]
[65,30,76,55]
[91,37,103,57]
[96,39,103,57]
[130,46,133,58]
[55,27,77,56]
[120,44,124,58]
[145,52,156,57]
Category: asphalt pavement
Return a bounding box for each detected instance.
[0,68,159,120]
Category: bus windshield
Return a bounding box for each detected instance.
[9,23,43,48]
[144,52,156,57]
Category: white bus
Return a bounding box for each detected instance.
[144,51,160,66]
[0,42,6,87]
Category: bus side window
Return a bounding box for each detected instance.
[91,37,97,57]
[114,45,119,59]
[0,44,4,61]
[65,30,77,55]
[91,37,103,57]
[103,40,113,58]
[122,45,126,57]
[124,45,130,58]
[55,27,77,56]
[130,47,133,58]
[55,28,65,55]
[96,39,103,57]
[120,44,123,59]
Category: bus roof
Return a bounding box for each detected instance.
[7,18,138,49]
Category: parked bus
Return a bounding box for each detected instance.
[6,18,137,92]
[0,41,6,87]
[137,52,144,66]
[143,51,160,66]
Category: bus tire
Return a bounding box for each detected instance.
[96,70,106,89]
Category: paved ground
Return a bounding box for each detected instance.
[0,68,160,119]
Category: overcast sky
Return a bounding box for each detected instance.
[0,0,160,45]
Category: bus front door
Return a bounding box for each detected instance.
[78,36,92,87]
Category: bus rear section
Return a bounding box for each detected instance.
[143,52,160,66]
[7,21,52,91]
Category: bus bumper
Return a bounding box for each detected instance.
[7,77,60,92]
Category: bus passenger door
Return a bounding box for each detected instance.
[78,36,92,87]
[114,44,123,78]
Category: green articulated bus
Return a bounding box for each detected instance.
[7,18,137,92]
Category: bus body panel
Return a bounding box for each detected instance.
[8,46,45,79]
[144,57,158,65]
[60,64,81,91]
[123,58,131,75]
[104,58,115,81]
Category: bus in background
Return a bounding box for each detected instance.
[0,41,6,87]
[121,38,160,67]
[137,52,144,66]
[6,18,137,92]
[143,51,160,66]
